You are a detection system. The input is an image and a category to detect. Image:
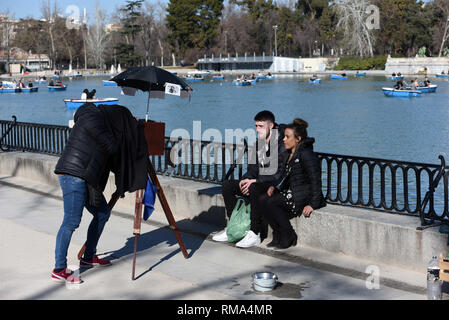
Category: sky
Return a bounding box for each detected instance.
[2,0,435,22]
[2,0,166,22]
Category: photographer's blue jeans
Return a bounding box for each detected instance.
[54,175,110,270]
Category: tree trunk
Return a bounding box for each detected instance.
[83,29,88,70]
[439,18,449,57]
[158,38,164,67]
[49,24,56,70]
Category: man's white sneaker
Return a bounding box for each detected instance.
[235,230,261,248]
[212,229,228,242]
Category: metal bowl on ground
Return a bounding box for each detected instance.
[252,272,278,292]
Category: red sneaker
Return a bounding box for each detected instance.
[51,268,82,284]
[80,255,112,267]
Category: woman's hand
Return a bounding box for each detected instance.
[302,205,313,217]
[240,179,256,196]
[267,186,275,197]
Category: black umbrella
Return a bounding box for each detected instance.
[110,66,192,121]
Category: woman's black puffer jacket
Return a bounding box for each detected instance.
[54,103,118,191]
[276,137,326,214]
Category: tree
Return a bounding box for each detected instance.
[166,0,201,57]
[334,0,375,58]
[230,0,277,54]
[293,0,329,57]
[166,0,224,62]
[277,5,295,57]
[116,0,144,67]
[295,0,329,22]
[319,5,341,55]
[195,0,224,49]
[87,3,110,68]
[0,11,16,73]
[40,0,60,69]
[433,0,449,57]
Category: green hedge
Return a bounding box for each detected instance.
[335,56,387,70]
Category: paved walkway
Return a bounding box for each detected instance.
[0,175,426,300]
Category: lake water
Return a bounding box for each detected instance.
[1,74,448,165]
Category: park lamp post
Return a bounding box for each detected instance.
[273,25,278,57]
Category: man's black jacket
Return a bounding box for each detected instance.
[242,123,288,186]
[54,103,118,191]
[98,105,148,197]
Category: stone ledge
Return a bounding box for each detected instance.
[0,151,447,272]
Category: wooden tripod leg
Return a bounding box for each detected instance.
[77,191,121,260]
[147,159,189,259]
[132,189,144,280]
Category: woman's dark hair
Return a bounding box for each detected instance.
[286,118,308,141]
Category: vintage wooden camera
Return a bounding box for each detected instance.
[144,121,165,156]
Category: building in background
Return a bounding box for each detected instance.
[0,48,50,72]
[197,54,339,73]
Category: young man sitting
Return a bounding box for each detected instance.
[213,110,287,248]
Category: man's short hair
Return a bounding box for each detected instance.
[254,110,275,123]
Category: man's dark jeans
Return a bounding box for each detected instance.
[54,175,110,270]
[222,180,269,239]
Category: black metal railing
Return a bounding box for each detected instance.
[0,119,70,155]
[1,119,448,226]
[0,116,17,151]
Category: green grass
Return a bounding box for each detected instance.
[335,56,387,70]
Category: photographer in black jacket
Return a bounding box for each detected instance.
[51,103,118,284]
[260,118,326,249]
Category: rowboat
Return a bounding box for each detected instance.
[185,73,205,81]
[255,75,266,80]
[382,87,421,97]
[103,80,118,86]
[0,81,19,93]
[0,87,19,93]
[330,74,348,80]
[389,76,404,80]
[48,85,67,91]
[415,84,437,93]
[232,79,252,86]
[64,98,119,110]
[194,71,211,76]
[20,87,38,93]
[436,74,449,78]
[212,74,224,80]
[71,74,82,78]
[53,75,60,79]
[355,72,366,77]
[309,79,321,84]
[265,75,275,79]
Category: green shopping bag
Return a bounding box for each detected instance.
[226,198,251,242]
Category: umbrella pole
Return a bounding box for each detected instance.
[145,89,150,122]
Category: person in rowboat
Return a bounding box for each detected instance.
[81,89,89,100]
[87,89,96,99]
[394,80,403,90]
